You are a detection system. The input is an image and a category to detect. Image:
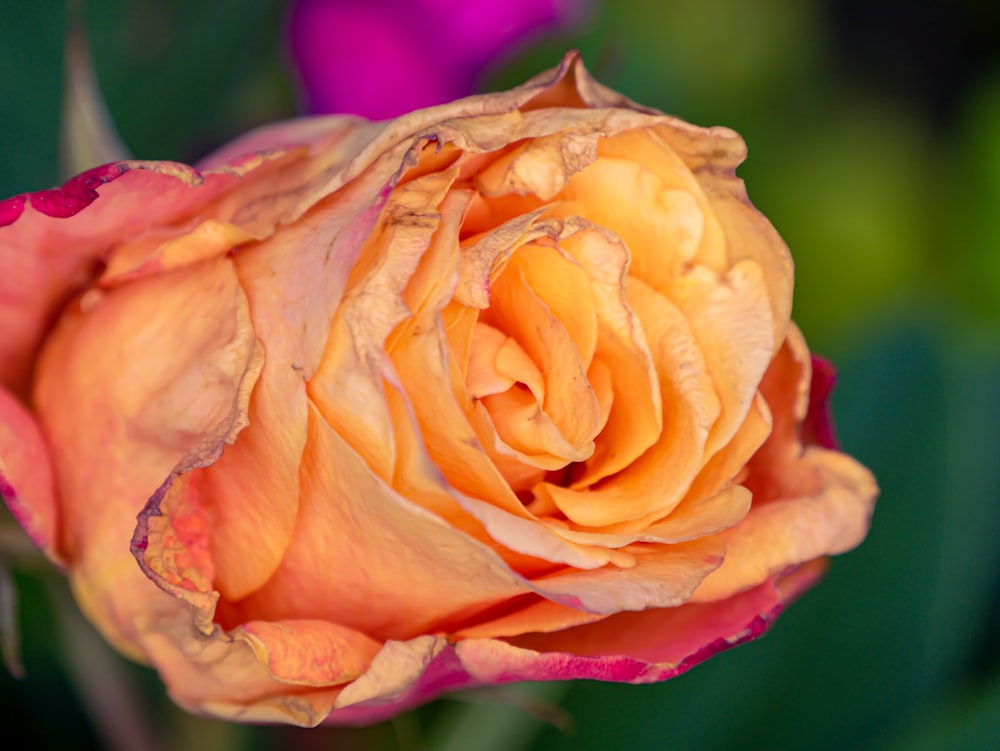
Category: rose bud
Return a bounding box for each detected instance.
[0,53,877,726]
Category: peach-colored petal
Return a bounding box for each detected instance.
[528,537,723,614]
[33,256,261,654]
[317,562,825,726]
[466,322,544,400]
[508,560,825,668]
[556,224,661,485]
[692,449,877,602]
[538,275,718,527]
[234,620,383,687]
[479,388,593,469]
[453,596,607,640]
[198,159,401,601]
[0,387,60,563]
[668,260,777,462]
[682,392,773,507]
[132,600,343,726]
[474,130,600,201]
[223,403,528,641]
[481,243,600,451]
[687,147,795,346]
[310,165,460,482]
[548,485,751,549]
[455,210,555,309]
[557,144,721,284]
[101,218,257,285]
[0,158,277,397]
[510,242,598,369]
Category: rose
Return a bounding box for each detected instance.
[289,0,583,118]
[0,54,877,726]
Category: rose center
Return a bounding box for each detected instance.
[462,242,613,494]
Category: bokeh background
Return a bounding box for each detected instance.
[2,1,999,749]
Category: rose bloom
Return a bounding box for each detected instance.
[289,0,582,118]
[0,55,876,726]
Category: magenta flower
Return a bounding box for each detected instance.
[287,0,582,118]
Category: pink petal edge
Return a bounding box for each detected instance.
[0,163,133,227]
[323,561,825,726]
[805,355,840,450]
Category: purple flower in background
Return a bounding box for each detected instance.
[288,0,582,119]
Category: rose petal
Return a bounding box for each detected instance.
[309,164,460,481]
[320,562,824,726]
[0,387,60,563]
[482,242,601,451]
[691,330,878,602]
[220,403,528,641]
[555,224,662,485]
[0,158,274,397]
[132,600,343,726]
[200,151,404,601]
[234,619,382,687]
[466,323,544,401]
[34,256,261,653]
[538,274,718,527]
[692,449,877,602]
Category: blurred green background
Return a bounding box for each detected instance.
[2,0,999,749]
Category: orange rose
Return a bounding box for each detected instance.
[0,54,877,726]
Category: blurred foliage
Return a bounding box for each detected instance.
[1,0,999,749]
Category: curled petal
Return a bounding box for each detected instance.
[35,256,261,653]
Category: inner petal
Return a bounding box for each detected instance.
[466,322,543,401]
[479,247,601,449]
[481,385,594,469]
[556,226,662,486]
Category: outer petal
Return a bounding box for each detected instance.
[197,137,406,601]
[691,329,878,602]
[0,387,60,563]
[316,561,825,726]
[0,157,281,398]
[32,256,262,655]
